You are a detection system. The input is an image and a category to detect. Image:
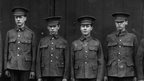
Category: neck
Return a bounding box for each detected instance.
[17,23,25,28]
[118,28,126,33]
[83,33,91,38]
[50,32,58,36]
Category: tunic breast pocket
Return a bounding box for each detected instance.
[107,42,118,47]
[40,44,49,57]
[8,39,17,51]
[55,44,66,54]
[122,42,133,47]
[74,46,83,51]
[88,46,98,58]
[9,39,16,43]
[40,44,49,49]
[89,46,98,51]
[55,44,66,49]
[20,39,32,44]
[74,46,83,59]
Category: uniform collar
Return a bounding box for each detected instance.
[15,25,27,31]
[80,35,92,42]
[115,30,128,37]
[50,34,59,39]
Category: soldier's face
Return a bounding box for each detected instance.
[47,24,60,35]
[115,20,128,31]
[15,15,26,27]
[80,24,93,35]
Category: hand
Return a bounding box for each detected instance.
[71,78,75,81]
[29,72,35,79]
[134,77,137,81]
[62,78,67,81]
[5,70,10,77]
[138,80,144,81]
[0,73,2,77]
[38,78,42,81]
[104,76,108,81]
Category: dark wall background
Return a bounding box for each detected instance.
[0,0,144,80]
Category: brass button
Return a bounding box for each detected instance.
[18,35,20,37]
[119,65,124,68]
[118,59,120,62]
[50,60,53,62]
[51,54,53,56]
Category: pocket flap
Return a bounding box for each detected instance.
[20,39,32,44]
[122,42,133,46]
[9,39,16,43]
[108,42,117,46]
[40,44,48,48]
[89,46,98,51]
[74,46,82,51]
[56,45,66,48]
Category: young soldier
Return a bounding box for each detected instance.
[36,16,69,81]
[105,12,138,81]
[4,7,36,81]
[71,16,104,81]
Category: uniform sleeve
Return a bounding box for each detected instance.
[63,41,70,79]
[104,36,109,77]
[36,40,42,78]
[4,32,9,70]
[136,39,144,80]
[97,42,104,81]
[0,32,3,73]
[71,43,75,81]
[31,32,36,72]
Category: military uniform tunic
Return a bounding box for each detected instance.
[71,36,104,81]
[106,30,138,77]
[36,35,69,79]
[4,26,36,71]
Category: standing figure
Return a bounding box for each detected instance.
[71,16,104,81]
[4,7,36,81]
[36,16,69,81]
[0,31,2,78]
[105,12,138,81]
[135,35,144,81]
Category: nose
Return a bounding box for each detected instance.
[17,17,20,21]
[51,27,54,30]
[83,26,87,29]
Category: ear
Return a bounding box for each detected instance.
[125,21,128,25]
[91,26,93,30]
[24,16,27,21]
[58,24,60,29]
